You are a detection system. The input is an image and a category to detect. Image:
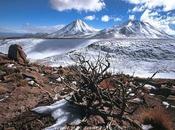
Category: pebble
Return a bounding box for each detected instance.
[28,81,35,86]
[144,84,156,90]
[162,101,169,108]
[72,81,77,85]
[149,93,155,96]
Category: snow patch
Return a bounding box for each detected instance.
[142,124,153,130]
[33,98,84,130]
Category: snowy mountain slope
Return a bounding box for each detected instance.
[0,38,44,55]
[94,20,174,39]
[48,19,98,38]
[39,39,175,78]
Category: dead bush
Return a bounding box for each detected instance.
[59,54,155,128]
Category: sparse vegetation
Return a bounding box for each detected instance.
[59,54,159,129]
[140,107,173,130]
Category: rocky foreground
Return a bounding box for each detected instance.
[0,44,175,130]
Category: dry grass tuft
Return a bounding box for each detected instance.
[140,107,173,130]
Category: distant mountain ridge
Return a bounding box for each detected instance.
[94,20,173,39]
[48,19,174,39]
[1,19,174,39]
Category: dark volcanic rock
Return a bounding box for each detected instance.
[153,86,173,97]
[8,44,27,64]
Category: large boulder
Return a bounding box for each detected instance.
[8,44,27,64]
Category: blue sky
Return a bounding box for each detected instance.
[0,0,175,34]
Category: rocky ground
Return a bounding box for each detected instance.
[0,45,175,130]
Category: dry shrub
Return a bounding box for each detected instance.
[140,107,173,130]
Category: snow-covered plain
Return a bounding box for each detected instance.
[0,38,99,60]
[0,38,175,79]
[40,39,175,79]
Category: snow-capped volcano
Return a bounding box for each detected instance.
[119,20,173,38]
[48,19,98,38]
[48,19,174,39]
[95,20,173,39]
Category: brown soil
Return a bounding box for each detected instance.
[0,53,175,130]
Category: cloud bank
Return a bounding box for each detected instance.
[125,0,175,35]
[0,24,65,34]
[50,0,105,12]
[84,15,96,21]
[126,0,175,12]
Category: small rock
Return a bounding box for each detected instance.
[56,77,62,82]
[49,81,55,85]
[129,98,143,104]
[7,64,16,68]
[144,84,156,90]
[25,77,32,81]
[162,101,169,108]
[28,80,35,86]
[72,81,77,85]
[129,93,135,96]
[149,93,155,96]
[56,77,64,82]
[128,88,132,92]
[127,88,132,94]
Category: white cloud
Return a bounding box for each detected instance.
[129,15,135,20]
[101,15,110,22]
[125,0,175,35]
[50,0,105,12]
[140,9,175,35]
[172,21,175,24]
[124,0,146,5]
[84,15,95,21]
[132,6,146,12]
[125,0,175,11]
[101,15,121,22]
